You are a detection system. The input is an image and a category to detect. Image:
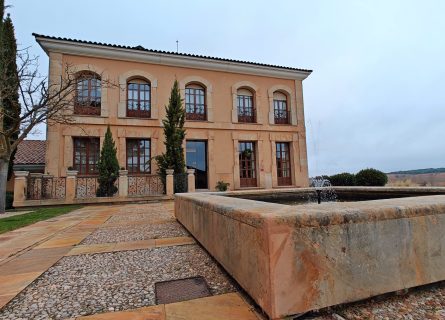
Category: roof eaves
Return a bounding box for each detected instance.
[32,33,313,74]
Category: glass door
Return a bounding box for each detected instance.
[186,140,208,189]
[239,141,257,188]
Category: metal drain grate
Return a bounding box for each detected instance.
[155,276,211,304]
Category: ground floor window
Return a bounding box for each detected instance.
[276,142,292,186]
[73,137,100,175]
[126,139,151,174]
[239,141,257,188]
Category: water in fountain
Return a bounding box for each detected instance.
[308,176,337,204]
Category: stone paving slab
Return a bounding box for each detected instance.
[0,206,123,310]
[0,249,68,275]
[114,239,156,252]
[165,293,259,320]
[154,237,195,247]
[76,293,259,320]
[66,237,195,256]
[0,201,243,319]
[35,233,91,249]
[79,305,165,320]
[0,271,42,297]
[66,243,117,256]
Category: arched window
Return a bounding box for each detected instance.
[75,72,101,115]
[237,88,255,123]
[127,79,151,118]
[185,83,206,121]
[273,91,289,124]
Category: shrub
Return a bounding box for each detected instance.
[215,181,230,192]
[96,126,119,197]
[355,168,388,186]
[329,172,356,186]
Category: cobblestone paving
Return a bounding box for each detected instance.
[307,281,445,320]
[80,222,190,245]
[0,245,236,320]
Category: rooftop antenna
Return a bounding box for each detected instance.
[176,40,179,53]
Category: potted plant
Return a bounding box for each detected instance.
[215,181,230,192]
[242,149,252,158]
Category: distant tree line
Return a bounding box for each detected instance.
[388,168,445,175]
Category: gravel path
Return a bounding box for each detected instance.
[105,212,175,225]
[110,203,174,222]
[0,245,236,320]
[81,222,190,245]
[307,281,445,320]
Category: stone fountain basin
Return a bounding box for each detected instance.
[175,188,445,319]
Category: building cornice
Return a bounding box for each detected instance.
[34,35,312,80]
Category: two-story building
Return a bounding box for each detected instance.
[34,34,312,191]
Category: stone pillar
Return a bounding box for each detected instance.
[118,169,128,197]
[166,169,174,197]
[187,169,196,193]
[13,171,29,206]
[66,170,78,202]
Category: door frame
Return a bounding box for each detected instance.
[185,139,208,190]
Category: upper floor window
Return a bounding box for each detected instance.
[185,84,206,121]
[73,137,100,175]
[75,72,101,116]
[127,79,151,118]
[237,88,255,123]
[273,91,289,124]
[126,139,151,174]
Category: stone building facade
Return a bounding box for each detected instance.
[34,34,312,191]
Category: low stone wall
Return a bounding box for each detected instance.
[175,190,445,319]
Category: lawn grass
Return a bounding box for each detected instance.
[0,205,82,234]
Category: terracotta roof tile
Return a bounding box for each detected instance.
[14,140,46,165]
[32,33,312,73]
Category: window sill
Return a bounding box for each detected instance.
[237,186,262,190]
[269,123,295,126]
[234,122,262,125]
[73,114,107,118]
[118,116,158,120]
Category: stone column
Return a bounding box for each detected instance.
[66,170,78,202]
[118,169,128,197]
[187,169,195,193]
[166,169,174,197]
[13,171,29,207]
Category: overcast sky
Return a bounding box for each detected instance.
[9,0,445,176]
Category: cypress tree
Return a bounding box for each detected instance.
[155,80,186,187]
[1,13,20,180]
[96,126,119,197]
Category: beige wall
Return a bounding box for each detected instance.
[46,52,309,190]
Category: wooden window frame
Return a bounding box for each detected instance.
[276,142,292,186]
[273,99,290,124]
[239,141,257,188]
[126,139,151,174]
[73,137,100,176]
[126,80,151,118]
[185,85,207,121]
[74,72,101,116]
[237,95,256,123]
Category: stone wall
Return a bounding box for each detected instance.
[175,190,445,319]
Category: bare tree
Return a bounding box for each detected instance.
[0,49,113,213]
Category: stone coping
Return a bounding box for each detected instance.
[176,188,445,228]
[203,186,445,197]
[15,195,173,207]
